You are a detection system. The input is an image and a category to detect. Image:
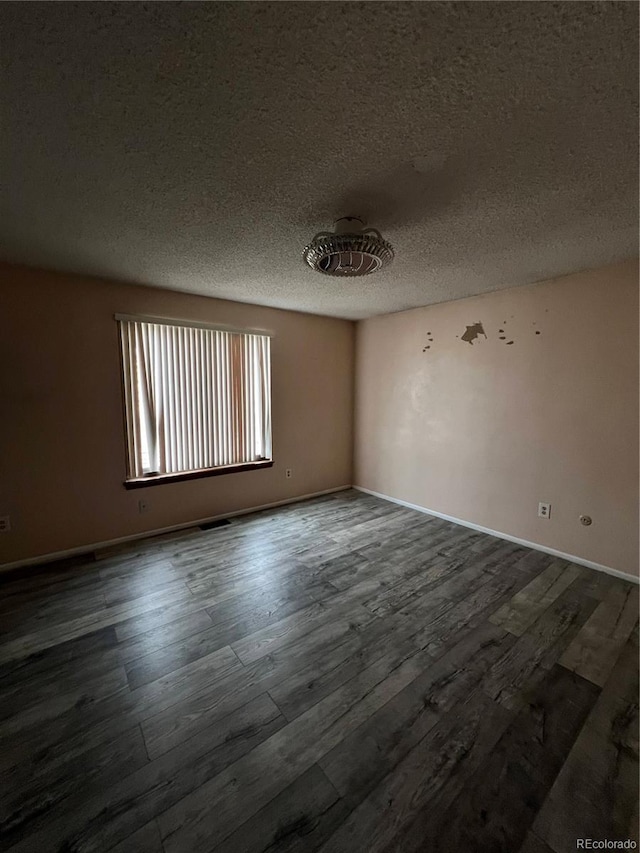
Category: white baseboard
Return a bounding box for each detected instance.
[354,485,639,585]
[0,485,352,572]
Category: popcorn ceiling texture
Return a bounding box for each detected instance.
[0,2,637,320]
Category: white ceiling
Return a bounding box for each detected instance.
[0,2,637,320]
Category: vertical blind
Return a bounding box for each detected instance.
[118,318,272,479]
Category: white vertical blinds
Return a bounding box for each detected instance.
[119,319,272,479]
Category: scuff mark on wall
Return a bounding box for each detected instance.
[460,322,487,345]
[422,331,434,352]
[425,319,541,352]
[499,324,514,345]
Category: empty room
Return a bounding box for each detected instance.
[0,2,638,852]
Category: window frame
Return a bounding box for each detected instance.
[122,459,274,489]
[116,314,274,488]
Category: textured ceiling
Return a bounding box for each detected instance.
[0,2,637,320]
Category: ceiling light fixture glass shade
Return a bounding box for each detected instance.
[303,217,394,277]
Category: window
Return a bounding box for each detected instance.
[117,315,272,485]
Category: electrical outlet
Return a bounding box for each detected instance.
[0,515,10,533]
[138,499,150,514]
[285,468,292,479]
[538,502,551,520]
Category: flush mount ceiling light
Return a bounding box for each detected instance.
[303,217,394,277]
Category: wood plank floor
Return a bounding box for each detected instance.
[0,490,637,853]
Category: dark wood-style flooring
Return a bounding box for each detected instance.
[0,490,638,853]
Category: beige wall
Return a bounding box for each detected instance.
[0,264,354,565]
[355,259,639,577]
[3,258,637,575]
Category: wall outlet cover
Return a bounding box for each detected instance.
[538,502,551,519]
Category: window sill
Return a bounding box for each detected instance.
[124,460,274,489]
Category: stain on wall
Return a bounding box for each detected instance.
[422,331,434,352]
[460,322,487,345]
[423,318,543,352]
